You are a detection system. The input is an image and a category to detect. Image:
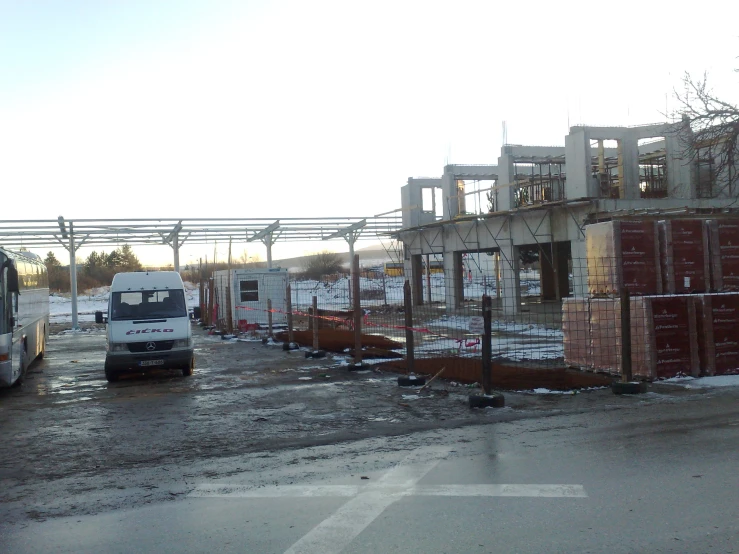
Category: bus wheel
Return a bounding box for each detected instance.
[13,347,27,387]
[38,327,46,360]
[182,358,194,377]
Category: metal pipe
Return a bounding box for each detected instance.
[173,232,180,272]
[352,255,362,366]
[69,225,78,330]
[348,237,355,304]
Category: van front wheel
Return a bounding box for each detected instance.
[182,358,194,377]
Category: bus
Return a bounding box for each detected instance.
[0,248,50,387]
[384,262,405,276]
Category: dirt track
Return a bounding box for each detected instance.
[0,323,705,524]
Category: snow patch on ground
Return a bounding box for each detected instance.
[428,315,561,339]
[660,375,739,388]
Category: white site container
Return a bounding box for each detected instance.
[213,268,289,328]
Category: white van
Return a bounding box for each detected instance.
[104,271,194,382]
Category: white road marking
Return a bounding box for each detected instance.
[189,484,361,498]
[188,451,588,554]
[282,458,440,554]
[412,484,587,498]
[189,483,587,499]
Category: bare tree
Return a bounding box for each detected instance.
[302,250,344,280]
[674,71,739,198]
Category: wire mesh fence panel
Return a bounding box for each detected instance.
[195,217,739,381]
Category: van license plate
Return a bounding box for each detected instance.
[139,360,164,367]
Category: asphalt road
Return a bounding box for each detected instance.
[2,324,738,553]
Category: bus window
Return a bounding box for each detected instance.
[18,262,27,289]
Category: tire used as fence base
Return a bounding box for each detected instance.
[305,350,327,359]
[469,394,505,409]
[398,376,426,387]
[611,381,648,395]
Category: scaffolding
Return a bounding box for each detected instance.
[512,157,566,208]
[639,151,668,198]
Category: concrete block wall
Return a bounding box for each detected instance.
[401,178,442,229]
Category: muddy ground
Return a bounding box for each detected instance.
[0,322,707,525]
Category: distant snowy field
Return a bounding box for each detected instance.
[49,282,201,324]
[48,272,543,323]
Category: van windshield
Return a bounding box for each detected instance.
[110,289,187,320]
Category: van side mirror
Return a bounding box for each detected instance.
[95,311,107,325]
[9,316,14,328]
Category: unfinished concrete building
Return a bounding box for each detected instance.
[398,123,739,316]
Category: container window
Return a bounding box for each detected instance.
[239,280,259,302]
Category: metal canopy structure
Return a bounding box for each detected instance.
[0,214,402,329]
[0,215,402,249]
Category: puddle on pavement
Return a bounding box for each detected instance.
[53,396,93,405]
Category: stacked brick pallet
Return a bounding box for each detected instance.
[660,219,710,294]
[563,218,739,379]
[707,220,739,291]
[585,220,662,296]
[696,293,739,376]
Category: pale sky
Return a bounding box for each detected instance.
[1,0,737,266]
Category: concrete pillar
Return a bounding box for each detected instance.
[495,151,516,211]
[666,132,694,199]
[441,169,457,220]
[401,184,414,228]
[173,232,180,273]
[564,129,595,199]
[499,244,521,315]
[570,239,588,297]
[620,137,641,199]
[265,235,274,269]
[411,254,423,306]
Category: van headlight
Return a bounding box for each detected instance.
[172,338,192,348]
[109,343,128,352]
